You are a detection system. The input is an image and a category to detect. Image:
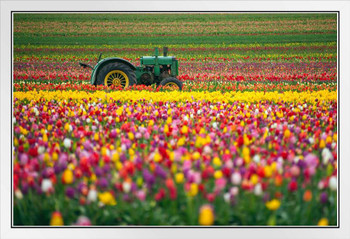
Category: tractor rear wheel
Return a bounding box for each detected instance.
[96,63,136,88]
[160,77,183,90]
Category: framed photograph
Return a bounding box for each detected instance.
[1,1,349,239]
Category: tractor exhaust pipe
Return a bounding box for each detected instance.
[79,62,94,70]
[78,52,102,70]
[163,47,168,56]
[97,52,102,62]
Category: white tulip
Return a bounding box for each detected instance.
[122,181,132,193]
[87,189,97,202]
[332,142,336,149]
[254,183,263,196]
[223,193,231,203]
[63,138,72,148]
[329,176,337,191]
[253,154,261,164]
[41,179,53,193]
[33,107,39,116]
[322,147,333,165]
[38,146,45,154]
[231,172,242,185]
[15,189,23,199]
[203,145,212,155]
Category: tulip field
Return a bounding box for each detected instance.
[13,13,338,226]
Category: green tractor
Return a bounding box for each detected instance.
[79,47,183,90]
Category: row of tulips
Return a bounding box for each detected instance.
[14,42,337,53]
[13,82,337,93]
[13,89,337,104]
[13,72,337,83]
[13,56,336,83]
[14,16,336,35]
[14,54,336,63]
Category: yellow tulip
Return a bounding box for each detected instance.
[265,199,281,211]
[62,169,74,184]
[199,205,214,225]
[50,211,64,226]
[318,218,329,226]
[98,191,117,206]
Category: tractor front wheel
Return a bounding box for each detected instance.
[96,63,136,88]
[160,77,183,90]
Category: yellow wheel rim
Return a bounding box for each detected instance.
[164,82,178,88]
[104,70,129,88]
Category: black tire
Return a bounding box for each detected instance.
[96,63,136,88]
[159,77,183,90]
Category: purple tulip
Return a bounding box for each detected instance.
[320,192,328,204]
[123,193,132,202]
[21,182,29,195]
[131,182,137,192]
[102,164,110,174]
[142,169,155,185]
[120,154,127,163]
[98,177,108,189]
[65,187,75,199]
[155,165,167,179]
[77,182,87,192]
[94,167,103,177]
[297,159,306,169]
